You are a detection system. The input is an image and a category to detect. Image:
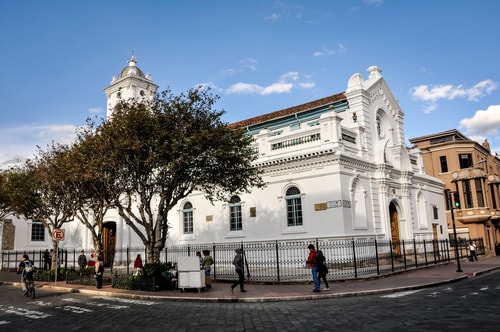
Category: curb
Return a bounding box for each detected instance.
[2,265,498,303]
[0,274,470,303]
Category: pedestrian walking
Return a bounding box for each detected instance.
[469,241,478,261]
[306,244,321,293]
[43,249,51,270]
[202,250,213,289]
[78,250,87,271]
[134,254,143,275]
[317,253,329,291]
[230,248,246,293]
[16,254,35,296]
[95,255,104,289]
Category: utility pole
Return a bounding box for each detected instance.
[447,191,462,272]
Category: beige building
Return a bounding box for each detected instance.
[410,129,500,255]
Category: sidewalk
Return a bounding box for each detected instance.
[2,256,499,303]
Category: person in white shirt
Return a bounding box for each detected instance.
[469,241,478,261]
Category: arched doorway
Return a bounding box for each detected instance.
[389,202,401,256]
[103,222,116,267]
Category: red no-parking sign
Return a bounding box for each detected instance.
[52,229,65,241]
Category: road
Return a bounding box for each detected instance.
[1,270,499,332]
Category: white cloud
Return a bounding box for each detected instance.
[221,68,236,77]
[422,103,437,114]
[313,43,346,57]
[410,79,497,102]
[225,82,264,95]
[88,107,103,114]
[264,13,280,21]
[221,58,259,77]
[364,0,384,6]
[459,104,500,136]
[0,124,78,169]
[261,82,294,95]
[225,71,314,96]
[195,82,223,93]
[240,58,258,72]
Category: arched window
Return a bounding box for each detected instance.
[183,202,193,234]
[229,195,242,231]
[352,180,368,228]
[285,186,303,227]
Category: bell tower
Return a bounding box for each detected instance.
[103,53,159,119]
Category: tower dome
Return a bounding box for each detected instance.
[117,55,146,79]
[104,54,159,119]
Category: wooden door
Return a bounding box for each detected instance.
[390,202,401,256]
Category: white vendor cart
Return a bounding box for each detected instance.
[177,256,205,292]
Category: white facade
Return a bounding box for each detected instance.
[2,59,448,254]
[164,65,447,246]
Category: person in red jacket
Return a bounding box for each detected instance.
[134,254,143,275]
[306,244,321,292]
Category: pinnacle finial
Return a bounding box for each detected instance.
[128,50,137,66]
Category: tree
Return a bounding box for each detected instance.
[95,87,265,262]
[5,144,76,270]
[0,171,13,222]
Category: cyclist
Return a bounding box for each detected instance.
[16,254,35,296]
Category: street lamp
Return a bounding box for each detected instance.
[447,191,462,272]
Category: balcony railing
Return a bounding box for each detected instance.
[270,133,321,151]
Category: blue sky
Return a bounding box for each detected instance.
[1,0,499,168]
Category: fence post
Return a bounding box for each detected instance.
[275,241,280,282]
[423,239,428,266]
[413,239,418,268]
[389,240,395,272]
[375,239,380,275]
[126,247,130,275]
[212,243,216,280]
[351,240,358,279]
[402,240,407,270]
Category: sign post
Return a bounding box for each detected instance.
[52,229,65,283]
[446,192,462,272]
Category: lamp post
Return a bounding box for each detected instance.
[447,191,462,272]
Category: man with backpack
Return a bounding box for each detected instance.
[306,244,321,293]
[16,254,35,296]
[317,251,329,291]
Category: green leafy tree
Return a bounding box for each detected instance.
[61,120,121,259]
[5,144,76,269]
[95,87,265,262]
[0,171,13,222]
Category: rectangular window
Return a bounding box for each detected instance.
[31,222,45,242]
[491,184,497,209]
[439,156,448,173]
[230,205,242,231]
[475,178,485,207]
[286,197,303,226]
[183,210,193,234]
[433,206,439,219]
[459,153,473,169]
[462,180,473,209]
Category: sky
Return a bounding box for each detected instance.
[1,0,499,168]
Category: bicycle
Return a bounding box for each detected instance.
[24,274,36,299]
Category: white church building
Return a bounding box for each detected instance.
[2,57,448,258]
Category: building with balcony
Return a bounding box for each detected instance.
[160,65,448,248]
[2,59,449,258]
[409,129,500,255]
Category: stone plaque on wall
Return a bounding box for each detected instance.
[1,219,15,250]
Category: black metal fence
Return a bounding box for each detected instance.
[1,237,484,282]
